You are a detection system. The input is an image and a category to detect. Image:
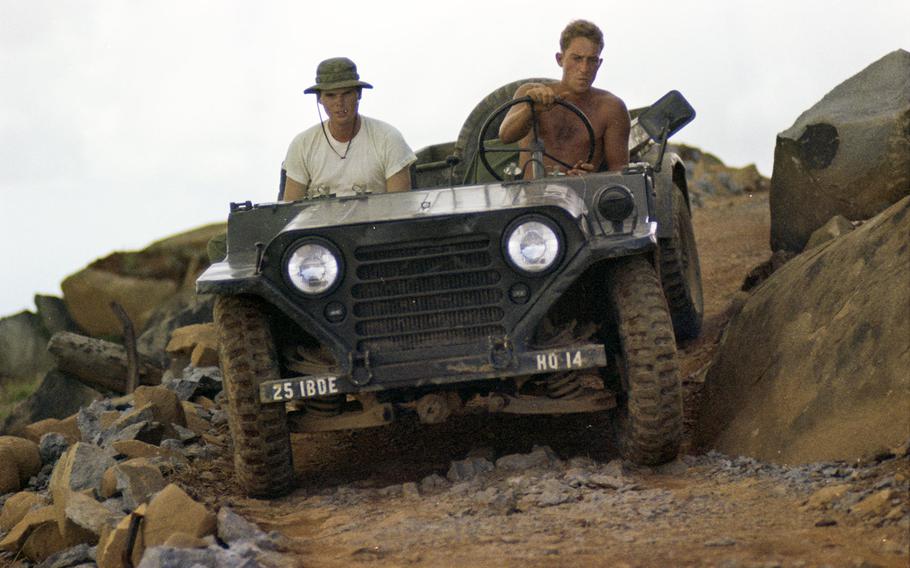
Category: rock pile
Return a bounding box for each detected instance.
[0,365,287,567]
[671,143,769,206]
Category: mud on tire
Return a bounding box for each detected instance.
[659,187,704,341]
[214,295,295,497]
[609,256,683,465]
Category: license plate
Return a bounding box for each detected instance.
[523,348,603,372]
[260,375,340,403]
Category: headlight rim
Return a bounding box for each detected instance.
[501,214,565,277]
[596,184,636,222]
[281,236,344,298]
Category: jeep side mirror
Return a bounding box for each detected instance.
[637,90,696,142]
[629,91,696,173]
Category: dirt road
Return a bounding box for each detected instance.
[183,192,910,567]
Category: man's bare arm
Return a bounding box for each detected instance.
[385,166,411,193]
[283,176,307,201]
[499,83,555,143]
[602,99,631,171]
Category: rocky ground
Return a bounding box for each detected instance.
[1,192,907,568]
[183,193,909,568]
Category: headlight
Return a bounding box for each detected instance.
[286,241,341,295]
[597,185,635,221]
[505,218,562,274]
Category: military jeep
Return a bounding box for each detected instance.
[197,81,703,497]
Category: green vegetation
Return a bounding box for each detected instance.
[0,373,43,423]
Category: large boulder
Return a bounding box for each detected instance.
[33,294,81,336]
[0,370,101,437]
[61,269,179,339]
[60,223,223,338]
[0,311,55,382]
[770,49,910,252]
[695,195,910,463]
[137,290,214,369]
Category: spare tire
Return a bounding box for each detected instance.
[453,77,551,182]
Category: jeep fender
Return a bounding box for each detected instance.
[653,153,691,240]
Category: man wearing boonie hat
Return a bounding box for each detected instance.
[282,57,417,200]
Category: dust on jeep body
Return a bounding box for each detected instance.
[197,83,703,497]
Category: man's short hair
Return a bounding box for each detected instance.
[559,20,604,52]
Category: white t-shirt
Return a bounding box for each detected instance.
[283,115,417,198]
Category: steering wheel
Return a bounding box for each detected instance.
[478,95,596,181]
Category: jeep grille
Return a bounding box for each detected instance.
[351,236,507,352]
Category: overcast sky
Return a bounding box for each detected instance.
[1,1,906,316]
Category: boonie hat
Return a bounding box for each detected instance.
[304,57,374,94]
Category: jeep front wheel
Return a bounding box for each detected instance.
[213,295,295,497]
[609,256,683,465]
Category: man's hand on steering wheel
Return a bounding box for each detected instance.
[525,85,557,111]
[566,160,595,176]
[480,95,595,181]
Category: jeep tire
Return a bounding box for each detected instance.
[659,187,704,341]
[214,296,295,497]
[609,256,683,465]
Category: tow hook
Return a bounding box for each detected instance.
[349,351,373,386]
[489,336,514,370]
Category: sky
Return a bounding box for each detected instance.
[1,0,907,317]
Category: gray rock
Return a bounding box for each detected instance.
[54,442,117,498]
[172,424,200,443]
[1,370,101,437]
[475,487,516,515]
[804,215,855,250]
[96,405,156,446]
[184,444,217,461]
[163,366,223,401]
[209,410,228,428]
[64,492,123,536]
[563,468,593,488]
[402,482,420,499]
[495,446,559,471]
[586,474,625,490]
[534,479,576,507]
[0,310,54,381]
[137,545,221,568]
[447,456,494,482]
[34,294,81,336]
[111,460,167,511]
[601,459,625,477]
[770,49,910,252]
[136,290,214,369]
[378,484,402,498]
[76,399,114,443]
[103,420,165,447]
[103,496,127,515]
[217,506,274,549]
[29,462,55,491]
[34,543,95,568]
[39,432,69,466]
[419,473,449,494]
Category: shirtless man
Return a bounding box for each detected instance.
[499,20,631,177]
